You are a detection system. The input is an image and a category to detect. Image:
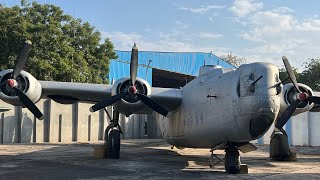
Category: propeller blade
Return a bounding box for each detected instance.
[136,93,168,117]
[282,56,300,93]
[306,96,320,104]
[13,40,32,79]
[90,93,125,112]
[130,43,138,86]
[13,87,43,120]
[275,99,300,129]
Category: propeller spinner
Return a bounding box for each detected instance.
[90,43,169,117]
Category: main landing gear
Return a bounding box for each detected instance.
[210,143,248,174]
[104,109,122,159]
[270,128,296,161]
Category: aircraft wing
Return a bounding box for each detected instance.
[0,41,182,117]
[39,81,182,113]
[40,81,113,103]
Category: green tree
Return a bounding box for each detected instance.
[219,52,246,67]
[298,58,320,91]
[278,67,300,84]
[0,1,117,83]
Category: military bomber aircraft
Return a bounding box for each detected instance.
[0,40,319,174]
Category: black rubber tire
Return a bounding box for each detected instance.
[104,128,109,158]
[225,146,241,174]
[107,129,121,159]
[270,133,290,161]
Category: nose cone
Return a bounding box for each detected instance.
[128,86,137,94]
[6,79,15,88]
[297,92,308,101]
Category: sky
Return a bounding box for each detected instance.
[2,0,320,70]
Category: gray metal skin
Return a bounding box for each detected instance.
[158,62,314,148]
[0,63,315,149]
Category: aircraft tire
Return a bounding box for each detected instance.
[225,146,241,174]
[106,129,121,159]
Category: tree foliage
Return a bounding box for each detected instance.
[278,67,300,84]
[219,53,246,67]
[278,59,320,91]
[298,58,320,91]
[0,1,117,83]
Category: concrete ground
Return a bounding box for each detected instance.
[0,139,319,180]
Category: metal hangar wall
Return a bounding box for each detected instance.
[109,50,235,87]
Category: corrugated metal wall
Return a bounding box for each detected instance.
[109,51,235,85]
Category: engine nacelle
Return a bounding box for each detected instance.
[111,77,151,116]
[0,69,42,106]
[280,83,314,116]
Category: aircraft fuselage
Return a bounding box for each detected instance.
[158,62,281,148]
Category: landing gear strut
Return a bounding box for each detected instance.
[270,128,296,161]
[104,109,122,159]
[224,144,248,174]
[225,145,241,174]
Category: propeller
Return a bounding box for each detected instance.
[90,43,169,117]
[130,43,138,86]
[282,56,300,93]
[0,40,44,120]
[90,93,126,113]
[13,87,43,119]
[136,93,168,117]
[13,40,32,79]
[275,56,319,129]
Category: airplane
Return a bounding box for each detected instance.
[0,40,319,174]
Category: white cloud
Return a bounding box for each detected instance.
[102,31,228,54]
[229,0,263,17]
[101,32,143,49]
[179,5,225,14]
[199,32,223,39]
[271,7,295,14]
[237,8,320,69]
[297,18,320,31]
[250,11,296,30]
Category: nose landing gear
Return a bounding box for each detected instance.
[225,145,241,174]
[210,143,248,174]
